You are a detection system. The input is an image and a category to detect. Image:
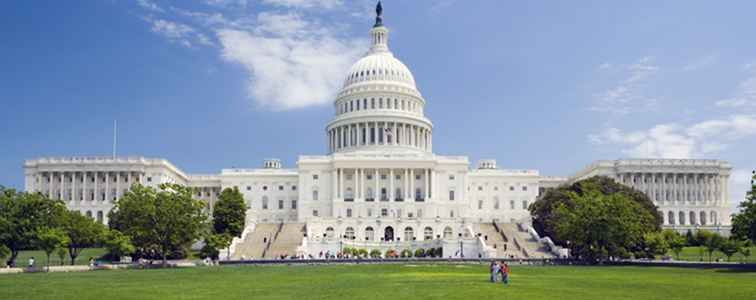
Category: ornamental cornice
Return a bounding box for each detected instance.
[326,113,433,129]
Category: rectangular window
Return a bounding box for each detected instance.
[346,209,352,218]
[278,200,284,209]
[522,200,528,210]
[292,185,297,191]
[313,174,319,180]
[313,210,319,217]
[312,190,319,201]
[478,200,483,209]
[278,186,284,191]
[522,186,528,191]
[291,200,297,209]
[367,208,372,217]
[449,175,455,180]
[449,190,455,201]
[381,208,388,217]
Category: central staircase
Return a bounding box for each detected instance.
[232,223,305,259]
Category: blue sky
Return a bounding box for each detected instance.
[1,0,754,208]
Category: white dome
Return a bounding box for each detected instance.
[341,52,416,89]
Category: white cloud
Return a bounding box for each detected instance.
[590,57,660,115]
[217,12,365,110]
[589,115,756,159]
[261,0,343,9]
[715,73,756,109]
[137,0,163,12]
[149,19,196,47]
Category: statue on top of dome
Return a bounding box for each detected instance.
[374,1,383,27]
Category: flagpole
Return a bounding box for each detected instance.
[113,120,117,159]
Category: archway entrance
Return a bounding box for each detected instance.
[384,226,394,241]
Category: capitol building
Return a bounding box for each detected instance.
[22,4,732,259]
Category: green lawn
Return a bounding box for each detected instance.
[1,264,754,300]
[668,246,756,263]
[9,248,107,267]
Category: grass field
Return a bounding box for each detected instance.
[8,248,107,267]
[668,246,756,263]
[1,264,754,300]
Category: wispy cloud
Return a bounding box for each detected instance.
[590,57,660,115]
[148,18,197,48]
[261,0,343,9]
[715,64,756,109]
[589,115,756,158]
[137,0,163,12]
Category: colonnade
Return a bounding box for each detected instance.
[36,171,143,203]
[328,121,431,152]
[617,172,727,206]
[331,168,437,202]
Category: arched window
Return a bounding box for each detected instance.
[86,210,92,218]
[443,227,453,239]
[345,227,355,240]
[494,197,500,210]
[689,211,697,225]
[312,190,319,201]
[679,211,686,225]
[96,211,103,224]
[326,227,335,240]
[395,188,402,200]
[710,211,717,225]
[700,211,707,225]
[668,211,675,225]
[404,227,414,241]
[424,227,433,240]
[365,227,374,241]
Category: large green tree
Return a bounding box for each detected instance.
[35,227,69,271]
[0,187,67,266]
[731,171,756,244]
[61,210,106,265]
[211,187,246,258]
[109,183,207,265]
[550,184,660,262]
[102,229,135,261]
[530,176,662,247]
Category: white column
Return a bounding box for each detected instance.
[105,172,110,203]
[127,172,132,191]
[404,169,409,200]
[374,169,379,200]
[430,169,436,201]
[410,169,415,201]
[93,172,99,202]
[424,169,429,200]
[360,168,365,200]
[71,172,76,202]
[115,172,121,202]
[394,123,399,145]
[332,169,338,201]
[338,168,344,200]
[389,169,394,201]
[372,122,377,145]
[59,172,64,200]
[347,125,352,147]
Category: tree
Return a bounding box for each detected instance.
[0,244,9,267]
[643,232,669,259]
[663,230,685,260]
[695,230,713,261]
[61,210,106,265]
[414,248,425,258]
[36,227,69,271]
[530,176,662,248]
[731,171,756,244]
[109,184,207,266]
[56,248,67,266]
[739,240,752,263]
[719,239,741,262]
[550,184,659,263]
[685,230,696,246]
[200,234,231,261]
[0,187,67,266]
[103,230,135,261]
[212,187,246,259]
[703,232,724,262]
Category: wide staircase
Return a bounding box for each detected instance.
[231,223,280,260]
[476,223,514,258]
[266,223,306,258]
[497,223,555,259]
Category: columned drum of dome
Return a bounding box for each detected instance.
[326,6,433,154]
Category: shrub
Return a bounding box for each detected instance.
[369,249,382,258]
[414,248,425,258]
[357,249,369,258]
[400,249,412,258]
[427,248,436,257]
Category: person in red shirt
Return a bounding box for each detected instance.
[500,262,509,285]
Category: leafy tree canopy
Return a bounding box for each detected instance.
[0,187,67,266]
[109,183,207,265]
[548,182,660,262]
[213,187,246,238]
[61,210,106,265]
[731,171,756,244]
